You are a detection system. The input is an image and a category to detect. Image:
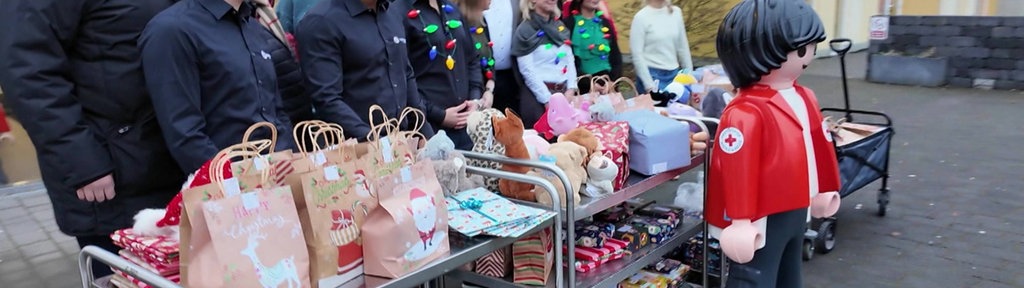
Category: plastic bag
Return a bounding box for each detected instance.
[674,171,704,215]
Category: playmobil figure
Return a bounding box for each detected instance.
[707,1,841,287]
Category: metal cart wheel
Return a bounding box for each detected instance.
[801,238,815,261]
[815,218,837,254]
[878,188,890,217]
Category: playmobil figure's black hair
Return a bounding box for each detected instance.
[716,0,826,89]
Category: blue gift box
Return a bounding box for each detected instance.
[613,110,691,175]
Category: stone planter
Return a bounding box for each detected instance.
[867,54,949,87]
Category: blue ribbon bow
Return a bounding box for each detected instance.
[447,196,499,223]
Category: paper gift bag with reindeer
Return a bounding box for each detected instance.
[362,161,450,278]
[203,186,312,288]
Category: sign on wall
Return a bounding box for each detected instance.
[869,16,890,40]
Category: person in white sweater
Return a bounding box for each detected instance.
[629,0,694,93]
[511,0,579,128]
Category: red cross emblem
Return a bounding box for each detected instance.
[719,127,744,154]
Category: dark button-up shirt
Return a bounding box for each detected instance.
[403,0,482,127]
[296,0,435,141]
[139,0,295,174]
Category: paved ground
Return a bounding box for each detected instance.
[1,52,1023,288]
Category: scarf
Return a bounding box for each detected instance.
[511,12,570,57]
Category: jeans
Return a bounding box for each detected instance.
[637,67,681,93]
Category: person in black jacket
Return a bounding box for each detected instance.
[0,0,186,277]
[255,0,316,124]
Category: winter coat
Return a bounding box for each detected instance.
[0,0,185,237]
[254,0,315,123]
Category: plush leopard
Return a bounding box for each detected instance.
[467,108,507,193]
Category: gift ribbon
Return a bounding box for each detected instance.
[447,196,500,223]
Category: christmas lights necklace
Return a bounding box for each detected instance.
[468,23,496,79]
[408,3,462,70]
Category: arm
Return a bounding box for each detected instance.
[676,7,693,71]
[564,46,579,92]
[606,17,624,79]
[803,88,840,194]
[0,0,115,188]
[516,50,554,104]
[295,14,374,140]
[139,17,221,174]
[404,59,436,139]
[629,15,655,91]
[715,102,763,221]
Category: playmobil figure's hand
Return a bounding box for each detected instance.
[811,191,841,218]
[719,219,763,264]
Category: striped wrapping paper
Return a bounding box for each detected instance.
[110,228,179,265]
[512,228,553,286]
[562,238,629,272]
[114,269,181,288]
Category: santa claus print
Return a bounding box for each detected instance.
[403,188,446,261]
[353,170,372,198]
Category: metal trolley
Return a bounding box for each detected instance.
[79,165,566,288]
[804,39,896,260]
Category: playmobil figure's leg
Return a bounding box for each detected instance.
[726,208,808,288]
[775,210,808,288]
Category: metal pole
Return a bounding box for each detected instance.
[839,51,853,121]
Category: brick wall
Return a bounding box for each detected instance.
[869,16,1024,89]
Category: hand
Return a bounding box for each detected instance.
[442,102,471,129]
[77,174,115,203]
[811,191,841,218]
[719,219,762,264]
[0,132,14,143]
[481,91,494,109]
[466,100,479,112]
[485,80,495,91]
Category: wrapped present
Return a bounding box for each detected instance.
[119,250,179,276]
[635,204,684,228]
[612,224,650,252]
[594,204,634,223]
[670,233,725,276]
[574,221,616,248]
[580,121,630,190]
[644,258,686,275]
[564,238,629,273]
[629,216,677,244]
[114,270,182,288]
[612,110,691,176]
[618,271,670,288]
[111,228,179,265]
[574,250,626,273]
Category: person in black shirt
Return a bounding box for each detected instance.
[402,0,483,150]
[139,0,296,174]
[296,0,435,142]
[0,0,186,277]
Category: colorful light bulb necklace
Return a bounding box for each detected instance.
[570,9,612,60]
[467,24,496,79]
[408,3,461,70]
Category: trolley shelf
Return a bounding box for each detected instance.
[572,153,705,221]
[341,217,555,288]
[566,219,701,288]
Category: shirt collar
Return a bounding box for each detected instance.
[198,0,256,20]
[345,0,394,16]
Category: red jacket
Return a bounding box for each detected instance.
[705,84,840,229]
[0,108,10,133]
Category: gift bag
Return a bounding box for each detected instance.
[474,246,511,278]
[362,106,423,178]
[180,145,248,287]
[580,121,630,190]
[512,228,553,286]
[362,160,450,278]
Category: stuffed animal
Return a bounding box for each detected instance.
[546,93,585,136]
[418,130,485,195]
[535,141,587,208]
[584,152,617,197]
[492,108,537,201]
[589,100,615,122]
[522,130,551,160]
[557,127,600,158]
[467,109,506,192]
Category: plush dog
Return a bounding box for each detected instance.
[557,127,601,158]
[584,152,617,197]
[535,142,587,208]
[493,109,537,201]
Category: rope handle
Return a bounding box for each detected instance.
[240,122,278,156]
[208,140,273,198]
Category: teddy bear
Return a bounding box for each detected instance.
[584,152,617,197]
[492,108,537,201]
[418,130,486,195]
[557,127,601,158]
[535,141,587,208]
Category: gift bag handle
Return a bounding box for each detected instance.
[612,77,638,95]
[293,120,329,157]
[396,107,427,142]
[241,122,278,155]
[367,105,398,140]
[208,140,273,198]
[591,75,612,95]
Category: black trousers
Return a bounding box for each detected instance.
[726,208,808,288]
[78,235,121,278]
[492,68,520,115]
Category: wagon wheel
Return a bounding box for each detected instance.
[815,218,837,254]
[878,188,890,217]
[801,238,814,261]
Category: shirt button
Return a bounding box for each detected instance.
[393,84,398,88]
[258,80,263,84]
[262,107,267,112]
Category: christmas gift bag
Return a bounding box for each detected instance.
[362,106,422,178]
[362,160,450,278]
[580,121,630,190]
[512,227,553,286]
[613,110,692,175]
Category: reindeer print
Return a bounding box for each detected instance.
[241,233,303,288]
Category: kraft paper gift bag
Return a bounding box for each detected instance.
[202,186,311,288]
[362,162,450,278]
[512,227,553,286]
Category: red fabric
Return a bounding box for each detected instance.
[533,112,555,140]
[157,158,234,227]
[115,270,181,287]
[0,108,10,133]
[581,121,630,190]
[111,228,179,264]
[119,250,179,276]
[562,238,628,272]
[705,84,840,229]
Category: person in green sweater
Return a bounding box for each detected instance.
[562,0,622,93]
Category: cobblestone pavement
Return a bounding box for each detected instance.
[1,53,1022,288]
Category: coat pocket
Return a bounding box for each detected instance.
[103,114,186,197]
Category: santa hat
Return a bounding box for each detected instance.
[409,188,429,202]
[155,158,234,228]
